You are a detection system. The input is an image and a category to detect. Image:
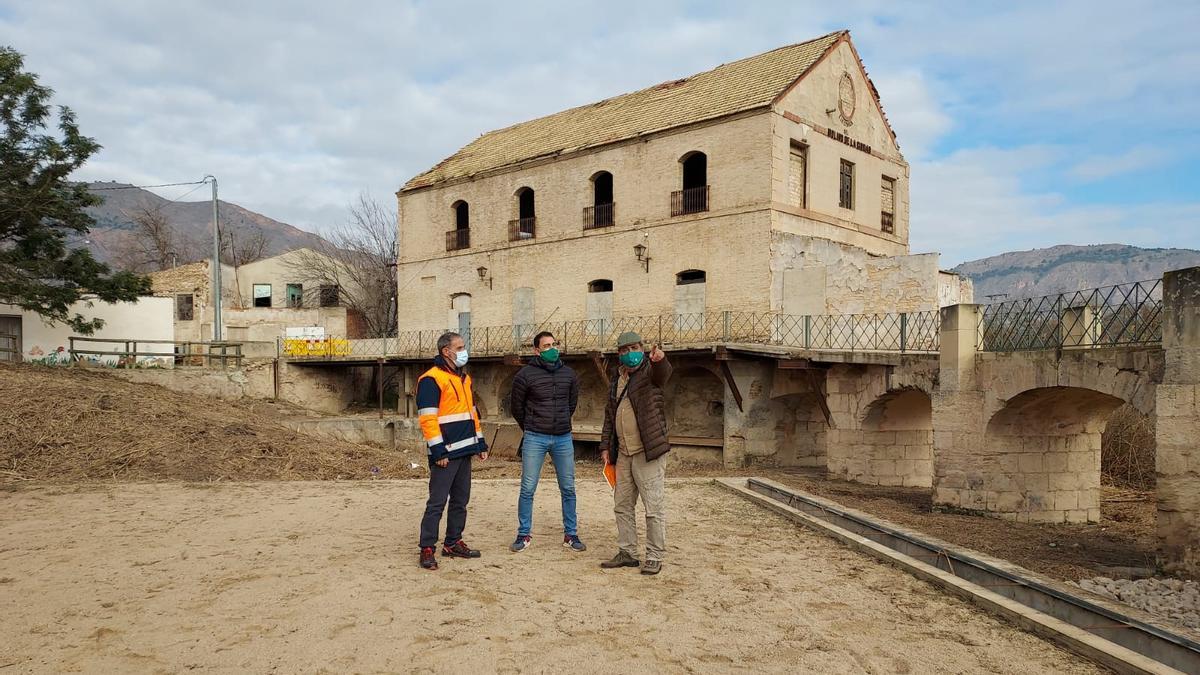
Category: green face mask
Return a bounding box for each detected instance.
[540,347,560,363]
[619,350,644,368]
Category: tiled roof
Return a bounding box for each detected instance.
[402,31,846,191]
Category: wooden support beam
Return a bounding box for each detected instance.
[589,351,611,388]
[503,354,524,367]
[377,359,385,418]
[805,368,836,429]
[718,360,744,413]
[777,358,815,370]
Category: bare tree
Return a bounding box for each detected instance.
[284,193,397,338]
[117,204,179,272]
[220,222,270,267]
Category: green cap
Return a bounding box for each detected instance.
[616,331,643,348]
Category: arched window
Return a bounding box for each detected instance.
[448,201,470,251]
[449,293,472,345]
[674,269,706,331]
[586,279,613,336]
[511,187,536,240]
[680,152,707,190]
[586,171,614,229]
[673,152,709,215]
[453,200,469,229]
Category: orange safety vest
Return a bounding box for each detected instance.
[416,364,484,461]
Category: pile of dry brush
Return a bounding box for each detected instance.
[0,362,424,484]
[1101,404,1156,490]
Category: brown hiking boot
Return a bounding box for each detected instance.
[420,547,438,570]
[640,560,662,575]
[600,550,640,569]
[442,540,481,559]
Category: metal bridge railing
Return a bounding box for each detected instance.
[282,309,942,360]
[978,279,1163,352]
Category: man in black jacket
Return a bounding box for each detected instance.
[508,331,584,553]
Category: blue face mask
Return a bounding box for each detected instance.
[453,349,469,367]
[619,350,644,368]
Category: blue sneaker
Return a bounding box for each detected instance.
[563,535,586,552]
[510,535,532,552]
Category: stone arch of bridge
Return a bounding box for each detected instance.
[833,387,934,487]
[983,386,1127,524]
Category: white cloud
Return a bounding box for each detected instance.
[1,0,1197,265]
[911,146,1200,265]
[1067,146,1172,182]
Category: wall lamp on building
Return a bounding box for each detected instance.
[476,265,492,289]
[633,241,651,273]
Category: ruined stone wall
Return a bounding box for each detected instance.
[771,235,948,315]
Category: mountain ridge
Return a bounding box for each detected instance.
[952,244,1200,300]
[80,181,330,268]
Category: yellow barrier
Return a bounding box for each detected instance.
[282,338,352,357]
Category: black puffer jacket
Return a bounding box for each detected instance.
[510,357,580,435]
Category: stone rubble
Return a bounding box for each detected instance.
[1070,577,1200,634]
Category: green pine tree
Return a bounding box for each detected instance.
[0,46,149,334]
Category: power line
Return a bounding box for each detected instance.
[88,179,208,191]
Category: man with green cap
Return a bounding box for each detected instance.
[598,331,672,575]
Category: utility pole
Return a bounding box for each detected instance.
[205,175,222,341]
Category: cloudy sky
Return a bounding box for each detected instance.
[2,1,1197,265]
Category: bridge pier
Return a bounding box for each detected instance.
[1158,266,1200,576]
[931,305,1131,523]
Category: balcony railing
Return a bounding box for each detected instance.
[445,228,470,251]
[671,185,709,216]
[583,203,615,230]
[509,217,536,241]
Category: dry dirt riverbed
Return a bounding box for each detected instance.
[0,479,1104,674]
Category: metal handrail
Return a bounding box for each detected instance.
[68,336,245,368]
[979,279,1163,352]
[284,308,942,360]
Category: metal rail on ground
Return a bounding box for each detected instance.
[721,477,1198,674]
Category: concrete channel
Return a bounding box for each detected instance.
[715,477,1200,675]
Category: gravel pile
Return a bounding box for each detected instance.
[1070,577,1200,634]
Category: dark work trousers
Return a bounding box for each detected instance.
[419,455,473,548]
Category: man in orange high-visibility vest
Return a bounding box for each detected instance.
[417,331,489,571]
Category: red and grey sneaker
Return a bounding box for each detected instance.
[442,539,481,558]
[419,546,438,570]
[563,534,587,552]
[510,535,532,552]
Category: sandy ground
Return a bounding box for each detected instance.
[0,480,1104,674]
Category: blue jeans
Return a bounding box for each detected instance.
[517,432,577,537]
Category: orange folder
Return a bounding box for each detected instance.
[603,462,617,491]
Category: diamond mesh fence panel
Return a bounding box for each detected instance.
[979,279,1162,352]
[286,309,943,359]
